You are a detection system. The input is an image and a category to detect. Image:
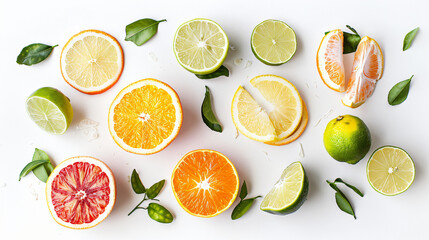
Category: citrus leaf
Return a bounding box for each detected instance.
[16,43,58,66]
[147,180,165,199]
[19,160,49,181]
[334,178,364,197]
[239,181,248,199]
[335,192,356,219]
[147,203,173,223]
[231,197,261,220]
[388,75,413,106]
[346,25,360,36]
[195,65,229,79]
[125,18,166,46]
[343,32,361,54]
[32,148,54,183]
[201,86,222,132]
[403,27,419,51]
[131,169,146,194]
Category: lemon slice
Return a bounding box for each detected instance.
[250,75,303,140]
[231,86,276,142]
[367,146,415,196]
[173,18,229,74]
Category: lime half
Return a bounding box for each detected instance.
[260,161,308,215]
[26,87,73,134]
[173,18,229,75]
[251,19,297,65]
[367,146,415,196]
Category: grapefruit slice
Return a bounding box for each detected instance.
[342,36,384,108]
[316,30,346,92]
[46,156,116,229]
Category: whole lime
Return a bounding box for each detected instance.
[323,115,371,164]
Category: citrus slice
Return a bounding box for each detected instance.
[342,36,384,108]
[173,18,229,74]
[251,19,297,65]
[265,100,308,146]
[250,75,303,140]
[171,149,239,218]
[60,29,124,94]
[367,146,415,196]
[46,156,116,229]
[316,29,346,92]
[260,161,308,215]
[108,79,182,155]
[231,86,276,142]
[26,87,73,135]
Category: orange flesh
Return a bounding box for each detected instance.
[172,151,238,217]
[324,32,345,87]
[113,85,176,149]
[50,162,110,224]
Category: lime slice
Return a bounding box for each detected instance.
[26,87,73,134]
[260,161,308,215]
[251,19,296,65]
[367,146,415,196]
[173,18,229,74]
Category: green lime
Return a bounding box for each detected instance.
[251,19,297,65]
[173,18,229,75]
[323,115,371,164]
[260,161,308,215]
[367,146,415,196]
[26,87,73,134]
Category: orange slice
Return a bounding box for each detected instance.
[108,79,182,155]
[342,36,383,108]
[46,156,116,229]
[60,30,124,94]
[171,149,239,218]
[316,30,346,92]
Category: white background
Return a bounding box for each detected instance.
[0,0,427,239]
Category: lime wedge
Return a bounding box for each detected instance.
[173,18,229,74]
[260,161,308,215]
[251,19,296,65]
[26,87,73,134]
[367,146,415,196]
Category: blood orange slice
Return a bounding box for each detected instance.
[46,156,116,229]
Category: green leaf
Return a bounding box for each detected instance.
[19,160,49,181]
[195,65,229,79]
[239,181,248,199]
[147,203,173,223]
[146,180,165,199]
[334,178,364,197]
[403,27,419,51]
[343,32,361,54]
[125,18,166,46]
[16,43,58,66]
[346,25,360,36]
[32,148,54,183]
[231,197,261,220]
[201,86,222,132]
[335,192,356,219]
[131,169,146,194]
[388,75,413,106]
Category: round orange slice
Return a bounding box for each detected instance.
[342,36,384,108]
[46,156,116,229]
[171,149,239,218]
[60,30,124,94]
[108,79,183,155]
[316,29,346,92]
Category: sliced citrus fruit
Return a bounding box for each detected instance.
[108,79,182,155]
[171,149,239,218]
[46,156,116,229]
[251,19,297,65]
[231,86,276,142]
[260,161,308,215]
[250,75,303,141]
[60,29,124,94]
[342,36,383,108]
[265,100,308,146]
[26,87,73,135]
[173,18,229,75]
[367,146,415,196]
[316,29,346,92]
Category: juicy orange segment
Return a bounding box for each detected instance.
[316,30,345,92]
[108,79,182,155]
[342,36,383,108]
[171,150,239,217]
